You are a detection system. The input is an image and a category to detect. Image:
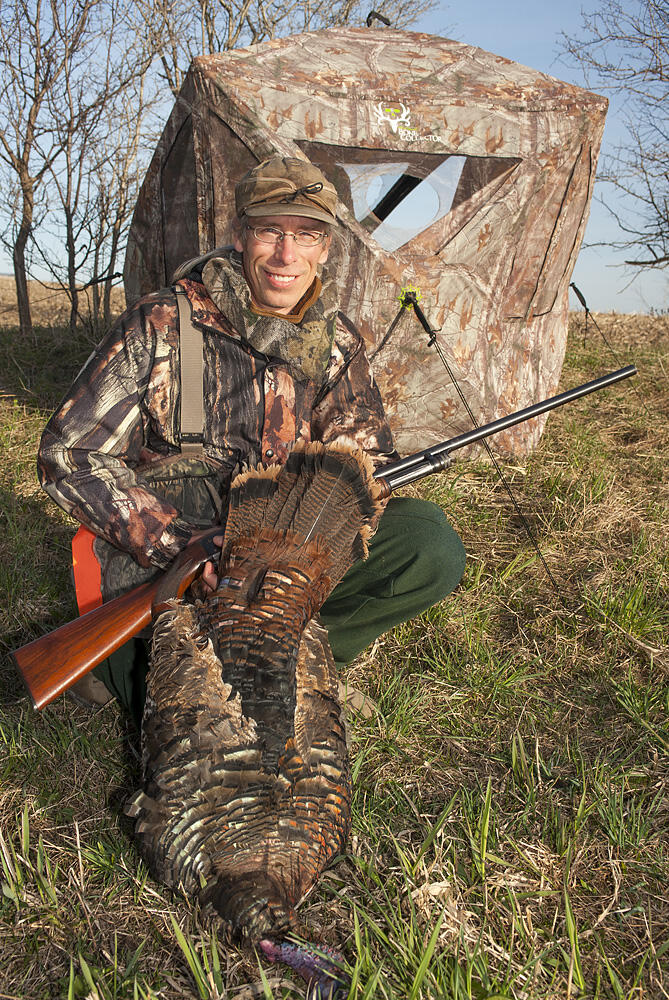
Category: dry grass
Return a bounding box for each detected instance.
[0,274,126,328]
[0,310,667,999]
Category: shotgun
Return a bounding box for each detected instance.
[12,365,636,710]
[13,528,221,710]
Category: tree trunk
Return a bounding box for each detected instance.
[103,225,122,329]
[13,174,34,337]
[65,207,79,335]
[91,241,102,334]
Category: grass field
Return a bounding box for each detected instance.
[0,311,667,999]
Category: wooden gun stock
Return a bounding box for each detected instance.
[12,529,220,711]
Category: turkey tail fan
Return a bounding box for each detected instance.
[220,465,281,556]
[221,439,384,588]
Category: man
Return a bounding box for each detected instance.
[38,156,466,725]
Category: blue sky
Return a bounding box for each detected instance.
[416,0,668,313]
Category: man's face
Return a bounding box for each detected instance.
[234,214,331,315]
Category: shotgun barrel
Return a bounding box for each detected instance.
[374,365,637,494]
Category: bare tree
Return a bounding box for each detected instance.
[87,79,150,332]
[0,0,153,336]
[561,0,669,270]
[35,8,153,334]
[129,0,437,98]
[0,0,101,335]
[0,0,433,336]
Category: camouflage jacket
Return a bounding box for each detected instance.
[38,277,396,570]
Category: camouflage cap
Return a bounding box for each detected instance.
[235,156,337,224]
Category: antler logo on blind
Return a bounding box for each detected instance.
[374,103,412,134]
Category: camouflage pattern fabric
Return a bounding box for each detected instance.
[93,453,229,603]
[124,29,608,457]
[38,276,396,572]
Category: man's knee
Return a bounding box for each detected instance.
[408,501,466,601]
[378,497,466,602]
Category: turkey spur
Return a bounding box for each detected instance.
[126,441,383,997]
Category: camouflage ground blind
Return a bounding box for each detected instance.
[124,27,607,456]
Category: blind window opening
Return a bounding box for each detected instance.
[338,156,467,251]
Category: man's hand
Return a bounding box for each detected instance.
[179,529,224,598]
[199,534,223,594]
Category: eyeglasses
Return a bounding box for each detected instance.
[246,225,327,248]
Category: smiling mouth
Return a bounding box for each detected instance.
[264,271,300,287]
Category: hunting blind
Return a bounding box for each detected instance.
[124,27,607,455]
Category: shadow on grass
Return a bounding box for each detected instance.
[0,483,75,657]
[0,322,97,410]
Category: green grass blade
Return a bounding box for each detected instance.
[168,914,209,999]
[408,909,444,999]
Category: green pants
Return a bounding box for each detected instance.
[320,496,465,662]
[94,497,465,726]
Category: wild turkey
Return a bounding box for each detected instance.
[126,441,383,997]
